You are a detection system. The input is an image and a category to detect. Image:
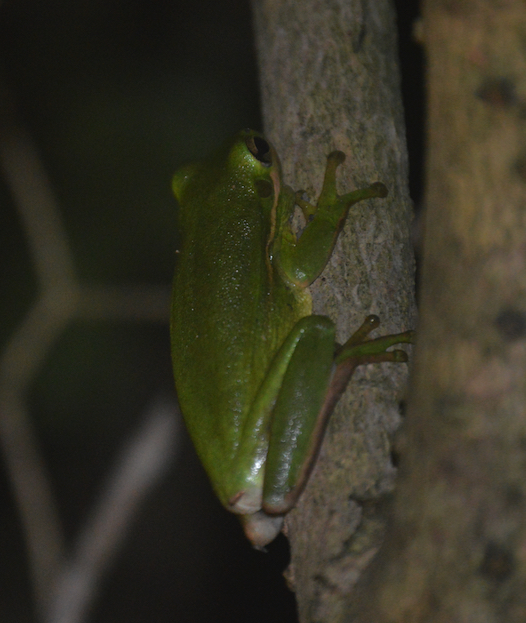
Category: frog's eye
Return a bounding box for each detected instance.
[246,135,272,167]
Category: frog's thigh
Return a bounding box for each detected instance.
[263,314,335,514]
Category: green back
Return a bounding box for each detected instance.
[170,135,309,503]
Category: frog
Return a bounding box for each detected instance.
[171,129,414,548]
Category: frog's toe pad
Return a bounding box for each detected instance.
[241,511,284,549]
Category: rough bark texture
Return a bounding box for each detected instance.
[346,2,526,622]
[251,2,415,621]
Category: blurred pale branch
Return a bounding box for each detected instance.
[0,91,176,622]
[1,122,77,290]
[46,398,179,623]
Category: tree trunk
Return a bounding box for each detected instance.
[252,2,415,621]
[345,2,526,622]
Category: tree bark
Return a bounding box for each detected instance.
[252,2,415,621]
[345,2,526,622]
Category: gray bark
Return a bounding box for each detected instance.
[252,2,415,620]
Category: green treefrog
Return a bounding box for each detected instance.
[171,129,414,548]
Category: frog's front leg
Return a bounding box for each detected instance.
[275,151,388,288]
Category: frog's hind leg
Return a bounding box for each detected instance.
[262,315,414,516]
[261,315,336,515]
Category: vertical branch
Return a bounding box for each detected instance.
[0,91,173,618]
[0,110,79,610]
[252,1,414,620]
[46,399,179,623]
[0,124,77,290]
[348,2,526,622]
[0,392,65,614]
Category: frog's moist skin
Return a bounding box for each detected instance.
[171,129,414,547]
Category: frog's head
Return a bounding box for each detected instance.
[227,129,282,202]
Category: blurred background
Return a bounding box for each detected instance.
[0,1,422,622]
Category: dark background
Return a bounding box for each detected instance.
[0,1,422,621]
